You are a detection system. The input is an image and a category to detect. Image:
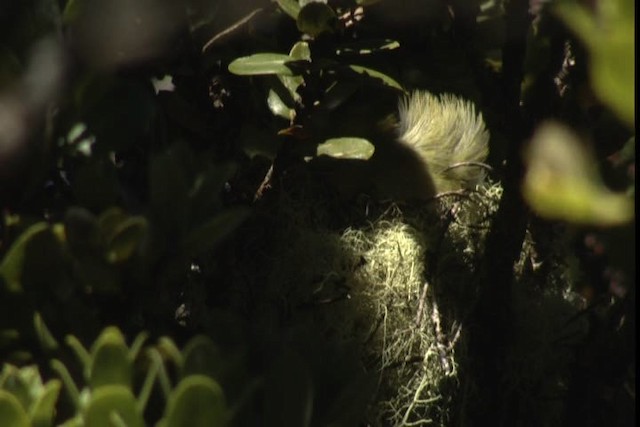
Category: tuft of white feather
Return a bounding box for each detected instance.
[396,91,490,192]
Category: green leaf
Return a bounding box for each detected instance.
[182,207,250,256]
[523,122,634,225]
[84,386,144,427]
[297,2,338,37]
[156,337,184,368]
[0,365,31,412]
[348,65,404,91]
[50,359,80,409]
[33,312,59,352]
[0,222,49,292]
[555,0,634,128]
[160,376,227,427]
[228,53,294,76]
[275,0,301,19]
[105,216,148,264]
[317,137,375,160]
[29,379,61,427]
[267,89,295,120]
[0,390,29,427]
[289,41,311,61]
[88,327,132,389]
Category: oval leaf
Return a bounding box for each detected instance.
[160,376,227,427]
[84,386,143,427]
[297,2,338,37]
[228,53,293,76]
[268,89,295,120]
[317,137,375,160]
[89,327,132,389]
[289,41,311,61]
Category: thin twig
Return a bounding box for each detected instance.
[202,8,265,53]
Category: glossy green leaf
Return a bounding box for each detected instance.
[267,89,295,120]
[297,2,337,37]
[29,379,62,427]
[289,41,311,61]
[84,386,144,427]
[105,216,148,263]
[182,207,251,256]
[348,65,404,91]
[0,390,29,427]
[89,327,132,389]
[317,137,375,160]
[0,222,49,292]
[275,0,301,19]
[160,376,227,427]
[228,53,294,76]
[523,122,634,225]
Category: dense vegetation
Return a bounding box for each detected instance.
[1,0,634,426]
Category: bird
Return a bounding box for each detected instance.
[300,88,490,201]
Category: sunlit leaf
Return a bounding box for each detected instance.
[555,0,634,128]
[228,53,294,76]
[317,137,375,160]
[289,41,311,61]
[523,122,634,226]
[268,89,295,120]
[275,0,301,19]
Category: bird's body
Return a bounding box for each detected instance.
[309,90,490,200]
